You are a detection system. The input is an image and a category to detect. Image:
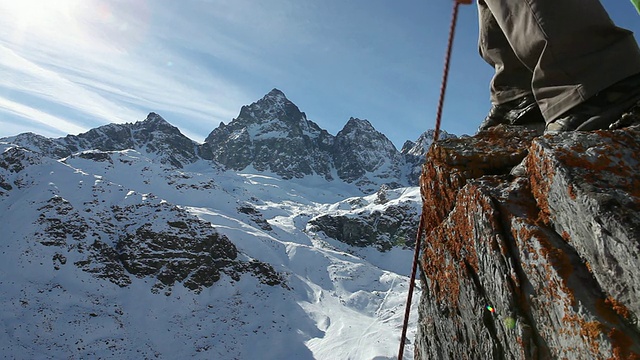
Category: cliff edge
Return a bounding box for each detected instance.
[415,125,640,359]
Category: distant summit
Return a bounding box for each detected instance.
[333,117,402,187]
[401,129,457,183]
[201,88,334,181]
[1,113,200,168]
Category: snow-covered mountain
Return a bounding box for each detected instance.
[202,89,336,182]
[0,89,450,359]
[4,113,201,169]
[202,88,452,191]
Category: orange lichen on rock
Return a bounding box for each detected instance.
[594,297,620,324]
[538,235,574,282]
[414,126,640,360]
[420,184,497,307]
[548,130,640,200]
[419,160,465,235]
[567,184,577,200]
[527,143,555,225]
[561,314,605,355]
[419,128,540,236]
[605,297,632,321]
[555,146,613,172]
[422,241,463,307]
[513,219,574,287]
[581,321,605,355]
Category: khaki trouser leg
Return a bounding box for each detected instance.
[480,0,640,122]
[478,0,533,105]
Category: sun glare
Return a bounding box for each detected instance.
[1,0,151,54]
[1,0,81,30]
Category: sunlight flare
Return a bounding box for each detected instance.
[0,0,82,28]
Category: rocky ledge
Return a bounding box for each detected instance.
[414,125,640,359]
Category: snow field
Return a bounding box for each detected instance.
[0,147,420,359]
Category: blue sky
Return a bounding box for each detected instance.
[0,0,638,148]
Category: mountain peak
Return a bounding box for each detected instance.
[202,89,334,180]
[144,112,168,124]
[337,117,391,147]
[343,117,375,132]
[203,90,417,190]
[231,89,302,125]
[334,117,403,189]
[264,88,286,102]
[136,112,179,134]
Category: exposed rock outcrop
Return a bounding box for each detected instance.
[33,190,285,294]
[414,125,640,359]
[308,201,419,252]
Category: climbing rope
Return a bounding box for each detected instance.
[397,1,465,358]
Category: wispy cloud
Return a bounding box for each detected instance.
[0,0,260,141]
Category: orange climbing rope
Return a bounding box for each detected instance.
[397,1,467,358]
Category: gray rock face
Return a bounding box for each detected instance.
[309,203,418,252]
[0,146,47,194]
[33,192,284,294]
[0,144,45,174]
[307,186,420,251]
[414,125,640,359]
[203,89,335,180]
[528,130,640,324]
[333,117,403,190]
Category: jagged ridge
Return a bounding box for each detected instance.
[2,89,455,192]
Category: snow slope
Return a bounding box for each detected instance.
[0,142,421,359]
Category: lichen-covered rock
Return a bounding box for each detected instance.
[527,130,640,323]
[419,127,539,239]
[414,125,640,359]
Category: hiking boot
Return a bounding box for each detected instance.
[610,100,640,129]
[545,72,640,134]
[478,95,545,132]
